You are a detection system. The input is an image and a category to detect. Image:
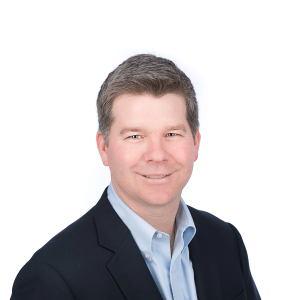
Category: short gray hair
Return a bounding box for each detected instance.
[97,54,199,146]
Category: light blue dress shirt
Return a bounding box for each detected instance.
[107,182,198,300]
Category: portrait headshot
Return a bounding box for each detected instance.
[1,1,299,300]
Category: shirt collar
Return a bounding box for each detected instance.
[174,197,196,254]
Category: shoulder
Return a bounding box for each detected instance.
[188,205,232,231]
[29,205,101,266]
[187,206,261,299]
[20,187,116,270]
[187,205,238,248]
[11,207,100,300]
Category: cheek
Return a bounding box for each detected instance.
[107,144,140,173]
[173,143,195,166]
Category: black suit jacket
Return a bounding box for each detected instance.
[11,188,261,300]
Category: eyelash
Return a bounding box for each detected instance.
[127,133,178,139]
[128,135,141,139]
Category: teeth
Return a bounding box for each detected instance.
[144,175,168,178]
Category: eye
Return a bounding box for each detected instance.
[166,133,178,137]
[128,135,141,139]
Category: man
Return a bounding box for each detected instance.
[11,54,261,300]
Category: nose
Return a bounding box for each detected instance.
[143,137,168,163]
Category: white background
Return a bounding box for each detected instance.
[1,0,299,299]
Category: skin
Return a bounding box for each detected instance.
[97,93,200,255]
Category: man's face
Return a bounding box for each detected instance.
[97,93,200,210]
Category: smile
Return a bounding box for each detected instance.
[142,174,169,178]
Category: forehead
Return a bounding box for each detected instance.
[111,93,187,126]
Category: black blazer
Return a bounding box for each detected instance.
[11,188,261,300]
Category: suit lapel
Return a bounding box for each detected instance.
[107,232,163,300]
[188,207,247,300]
[93,188,163,300]
[189,233,210,300]
[188,207,220,300]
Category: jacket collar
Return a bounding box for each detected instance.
[93,188,163,300]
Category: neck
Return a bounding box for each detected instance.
[113,186,180,256]
[134,201,179,256]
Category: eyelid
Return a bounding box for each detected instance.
[127,134,141,139]
[166,132,178,136]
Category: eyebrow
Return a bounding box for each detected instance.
[119,125,187,135]
[165,125,187,132]
[119,127,143,135]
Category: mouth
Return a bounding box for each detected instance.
[137,172,175,184]
[142,174,169,179]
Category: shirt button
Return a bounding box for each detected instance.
[144,253,150,259]
[156,233,163,238]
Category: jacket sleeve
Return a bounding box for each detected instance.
[11,260,75,300]
[228,223,261,300]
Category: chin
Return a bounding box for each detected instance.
[139,188,179,207]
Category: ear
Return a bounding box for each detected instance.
[194,130,201,162]
[96,131,109,166]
